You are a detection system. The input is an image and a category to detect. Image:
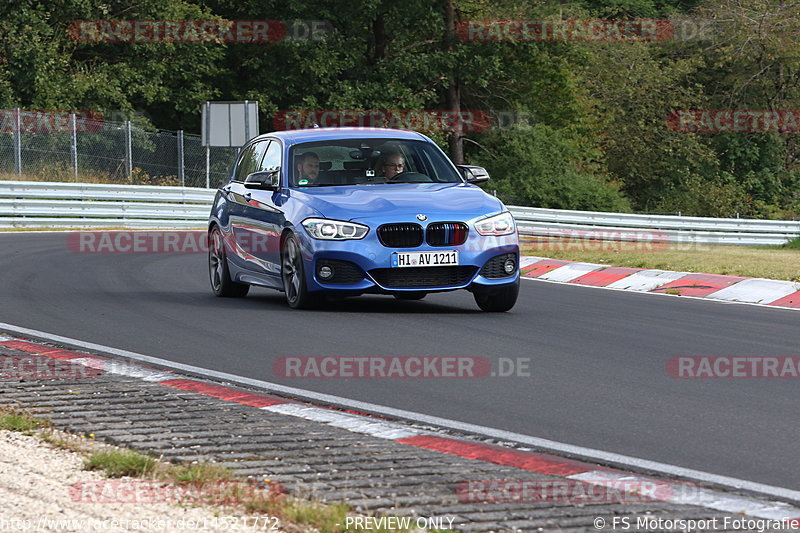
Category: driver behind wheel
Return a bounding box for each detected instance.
[374,151,405,181]
[295,151,320,185]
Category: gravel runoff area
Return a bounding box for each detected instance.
[0,429,282,533]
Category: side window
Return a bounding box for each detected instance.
[260,140,282,171]
[234,141,268,181]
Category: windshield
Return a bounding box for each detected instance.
[289,139,462,187]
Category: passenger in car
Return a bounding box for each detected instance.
[295,152,320,185]
[374,151,406,181]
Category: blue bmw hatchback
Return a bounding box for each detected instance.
[208,127,520,311]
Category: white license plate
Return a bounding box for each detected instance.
[391,251,458,268]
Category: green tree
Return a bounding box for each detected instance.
[472,123,631,211]
[0,0,225,129]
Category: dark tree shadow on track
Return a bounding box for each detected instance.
[199,289,483,314]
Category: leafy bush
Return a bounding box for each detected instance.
[471,124,631,212]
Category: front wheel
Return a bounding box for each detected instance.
[281,234,319,309]
[208,227,250,298]
[473,280,519,312]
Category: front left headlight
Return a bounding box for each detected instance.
[474,212,516,236]
[302,218,369,240]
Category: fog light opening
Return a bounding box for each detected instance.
[318,265,334,280]
[503,257,516,274]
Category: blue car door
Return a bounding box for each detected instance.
[225,139,285,285]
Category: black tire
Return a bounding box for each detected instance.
[393,292,426,301]
[208,227,250,298]
[473,280,519,312]
[281,234,319,309]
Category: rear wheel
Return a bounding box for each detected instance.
[281,234,319,309]
[473,280,519,312]
[393,292,426,301]
[209,227,250,297]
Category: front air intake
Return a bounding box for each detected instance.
[377,223,424,248]
[426,222,469,246]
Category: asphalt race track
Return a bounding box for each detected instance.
[1,232,798,490]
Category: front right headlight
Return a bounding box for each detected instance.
[302,218,369,240]
[474,212,516,236]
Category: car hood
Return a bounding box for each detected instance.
[290,183,504,223]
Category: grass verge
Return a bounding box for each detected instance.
[2,405,449,533]
[84,448,159,478]
[0,406,51,433]
[522,238,800,282]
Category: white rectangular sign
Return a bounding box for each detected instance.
[202,101,259,147]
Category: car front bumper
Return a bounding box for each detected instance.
[296,229,520,294]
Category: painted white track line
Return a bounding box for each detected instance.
[539,262,604,282]
[707,278,800,304]
[605,270,689,291]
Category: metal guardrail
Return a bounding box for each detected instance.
[0,181,214,229]
[0,200,208,219]
[511,206,800,246]
[515,221,794,246]
[1,181,798,245]
[511,206,800,234]
[0,181,216,203]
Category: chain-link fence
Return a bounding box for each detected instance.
[0,110,240,189]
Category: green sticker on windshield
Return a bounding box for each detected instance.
[298,179,309,185]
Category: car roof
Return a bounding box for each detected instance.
[255,127,429,146]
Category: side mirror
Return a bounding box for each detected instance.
[457,165,490,184]
[244,170,280,190]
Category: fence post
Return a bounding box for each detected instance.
[124,120,133,182]
[206,145,210,188]
[13,108,21,175]
[70,113,78,178]
[244,100,250,141]
[178,130,185,187]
